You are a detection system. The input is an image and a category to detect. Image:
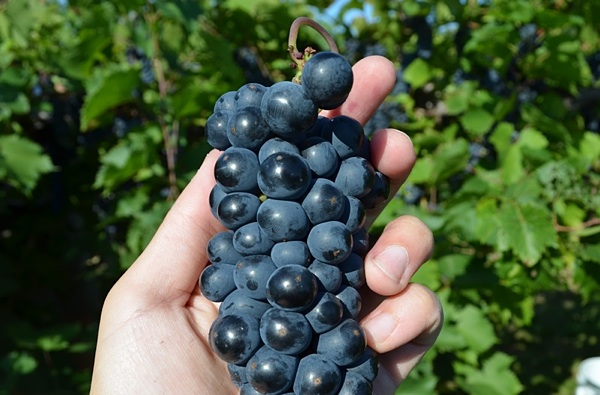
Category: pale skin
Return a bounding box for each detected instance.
[90,55,443,394]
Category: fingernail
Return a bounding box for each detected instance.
[364,313,396,344]
[372,245,408,283]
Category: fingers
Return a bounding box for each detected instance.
[365,215,434,296]
[361,283,443,389]
[121,149,224,301]
[365,128,416,227]
[320,55,396,124]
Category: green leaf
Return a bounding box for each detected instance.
[0,135,55,194]
[497,201,558,265]
[7,351,38,375]
[81,67,140,130]
[460,353,524,395]
[454,305,498,353]
[403,58,432,89]
[459,108,495,136]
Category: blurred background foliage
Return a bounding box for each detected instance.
[1,0,599,393]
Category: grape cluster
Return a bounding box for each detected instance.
[201,51,388,395]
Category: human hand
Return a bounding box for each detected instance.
[90,55,443,394]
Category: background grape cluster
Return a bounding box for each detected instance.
[200,51,386,395]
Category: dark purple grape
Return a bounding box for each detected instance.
[323,115,365,159]
[207,231,243,265]
[266,265,318,312]
[360,171,390,210]
[199,262,236,302]
[234,83,267,108]
[259,307,312,355]
[307,221,353,264]
[339,253,366,288]
[219,289,271,320]
[293,354,342,395]
[340,196,366,234]
[233,222,274,255]
[352,227,370,257]
[258,152,312,199]
[227,106,272,151]
[209,184,227,219]
[301,51,353,110]
[300,137,339,178]
[338,372,372,395]
[335,156,376,198]
[308,260,342,293]
[301,178,345,225]
[228,362,248,387]
[317,319,366,366]
[246,346,298,395]
[208,313,261,365]
[217,192,261,230]
[270,241,311,267]
[347,347,379,382]
[214,90,237,112]
[304,292,344,334]
[261,81,318,138]
[214,147,260,193]
[234,255,277,301]
[336,285,362,319]
[205,110,233,150]
[258,137,300,163]
[257,199,310,242]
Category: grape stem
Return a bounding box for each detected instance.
[288,17,338,83]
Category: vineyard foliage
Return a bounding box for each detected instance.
[1,0,599,393]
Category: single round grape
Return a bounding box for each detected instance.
[307,221,353,264]
[339,196,366,234]
[360,171,391,210]
[266,265,318,312]
[300,137,339,178]
[336,284,362,319]
[208,313,261,365]
[301,178,345,225]
[219,289,271,320]
[317,318,366,366]
[259,307,312,355]
[270,241,312,267]
[301,51,353,110]
[352,227,370,257]
[304,292,344,334]
[338,372,373,395]
[213,90,237,112]
[217,192,261,230]
[206,110,233,150]
[234,255,277,301]
[261,81,318,138]
[207,231,243,265]
[228,362,248,388]
[339,253,366,288]
[233,222,274,256]
[214,147,260,193]
[308,260,342,293]
[346,347,379,382]
[209,184,227,219]
[234,83,267,108]
[334,156,376,198]
[258,137,300,164]
[227,105,272,151]
[258,152,312,199]
[293,354,342,395]
[325,115,365,159]
[257,199,310,242]
[199,262,236,302]
[246,346,298,395]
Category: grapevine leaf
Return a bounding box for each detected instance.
[460,352,524,395]
[0,135,55,195]
[454,305,497,353]
[497,201,558,265]
[81,68,140,130]
[459,107,495,136]
[404,58,432,89]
